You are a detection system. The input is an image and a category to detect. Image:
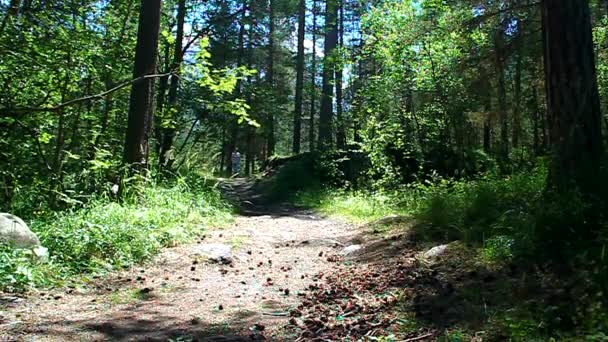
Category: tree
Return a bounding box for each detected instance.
[318,0,338,149]
[493,25,509,160]
[542,0,603,193]
[159,0,187,171]
[123,0,162,171]
[309,0,318,152]
[335,0,346,150]
[266,0,276,157]
[293,0,306,154]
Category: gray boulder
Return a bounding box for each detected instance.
[191,243,233,264]
[0,213,41,248]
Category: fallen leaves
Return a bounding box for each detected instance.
[286,255,427,341]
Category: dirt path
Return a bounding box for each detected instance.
[1,179,361,341]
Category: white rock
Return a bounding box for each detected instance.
[423,244,449,260]
[341,244,362,255]
[0,213,41,248]
[33,246,49,260]
[191,243,233,264]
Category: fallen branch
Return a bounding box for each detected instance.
[261,311,289,317]
[401,332,434,342]
[2,72,174,114]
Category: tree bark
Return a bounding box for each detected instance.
[309,0,317,151]
[335,0,345,150]
[266,0,276,157]
[123,0,162,171]
[155,41,171,157]
[318,0,338,149]
[494,28,509,160]
[542,0,603,193]
[159,0,186,170]
[512,51,522,148]
[532,84,541,155]
[293,0,306,154]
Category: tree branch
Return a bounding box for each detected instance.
[2,72,175,114]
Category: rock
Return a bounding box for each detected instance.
[422,244,450,260]
[340,245,362,255]
[191,243,233,264]
[0,213,41,248]
[33,246,49,260]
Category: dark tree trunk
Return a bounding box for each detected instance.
[220,125,227,173]
[155,41,171,157]
[532,84,541,155]
[123,0,162,170]
[353,57,363,143]
[309,0,318,152]
[335,0,345,150]
[494,29,509,159]
[542,0,603,193]
[293,0,306,154]
[243,1,255,175]
[318,0,338,149]
[159,0,186,170]
[266,0,276,157]
[483,118,492,153]
[513,51,522,148]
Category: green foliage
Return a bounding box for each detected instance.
[0,244,59,292]
[260,153,323,201]
[0,178,232,292]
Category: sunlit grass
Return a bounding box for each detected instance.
[293,190,416,223]
[1,178,234,292]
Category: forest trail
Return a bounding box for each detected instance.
[2,179,363,341]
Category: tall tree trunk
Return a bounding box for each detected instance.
[513,50,522,148]
[293,0,306,154]
[123,0,162,171]
[353,57,362,143]
[318,0,338,149]
[266,0,276,157]
[542,0,603,193]
[242,1,255,175]
[159,0,186,170]
[532,84,541,155]
[309,0,317,151]
[483,107,492,153]
[335,0,345,150]
[155,41,171,157]
[494,28,509,160]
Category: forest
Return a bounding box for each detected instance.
[1,0,607,340]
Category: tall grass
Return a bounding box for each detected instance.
[0,178,233,292]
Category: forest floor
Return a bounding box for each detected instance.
[0,178,534,341]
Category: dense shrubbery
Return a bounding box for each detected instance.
[0,178,233,292]
[294,161,608,337]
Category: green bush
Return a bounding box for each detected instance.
[417,168,545,249]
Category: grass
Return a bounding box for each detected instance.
[293,189,421,223]
[0,177,234,292]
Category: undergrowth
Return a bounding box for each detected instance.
[293,165,608,339]
[0,177,233,292]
